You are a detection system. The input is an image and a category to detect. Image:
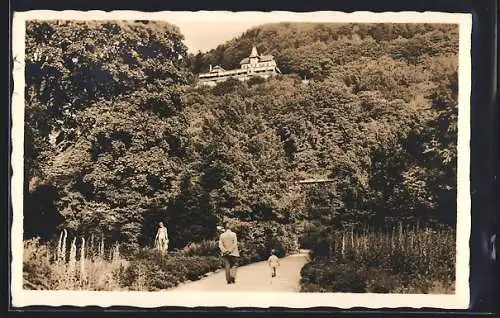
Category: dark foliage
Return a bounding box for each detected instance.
[120,249,222,290]
[300,228,455,293]
[24,21,458,267]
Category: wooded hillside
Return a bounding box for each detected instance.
[24,21,459,255]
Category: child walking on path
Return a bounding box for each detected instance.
[267,249,280,278]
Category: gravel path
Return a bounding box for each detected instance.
[168,251,310,292]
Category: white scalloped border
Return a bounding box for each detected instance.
[11,10,471,309]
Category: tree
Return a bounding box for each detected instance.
[25,20,189,247]
[25,21,460,253]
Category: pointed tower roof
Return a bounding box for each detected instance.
[250,45,259,57]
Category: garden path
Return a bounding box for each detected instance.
[168,250,310,292]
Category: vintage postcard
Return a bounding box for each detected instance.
[11,10,471,309]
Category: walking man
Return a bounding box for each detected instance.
[218,221,239,284]
[155,222,169,255]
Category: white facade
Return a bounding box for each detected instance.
[198,46,281,86]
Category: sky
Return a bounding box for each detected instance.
[154,11,328,53]
[19,10,469,55]
[158,11,468,54]
[172,20,264,53]
[159,12,295,54]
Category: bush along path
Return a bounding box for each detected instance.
[167,250,310,292]
[22,236,304,292]
[299,229,456,294]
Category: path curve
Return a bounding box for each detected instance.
[168,250,310,292]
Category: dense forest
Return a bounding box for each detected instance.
[24,21,458,261]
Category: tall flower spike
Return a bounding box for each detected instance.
[57,230,64,262]
[61,229,68,263]
[79,237,86,282]
[68,237,77,279]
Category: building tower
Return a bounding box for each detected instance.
[249,45,259,67]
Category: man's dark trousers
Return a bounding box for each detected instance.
[223,254,237,283]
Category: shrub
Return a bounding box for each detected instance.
[23,236,127,291]
[300,259,367,293]
[365,268,403,293]
[23,235,223,292]
[300,282,325,292]
[330,263,367,292]
[120,249,222,291]
[23,238,60,290]
[212,78,246,96]
[179,240,219,257]
[247,76,266,86]
[300,227,456,294]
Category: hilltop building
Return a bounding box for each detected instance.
[198,46,281,86]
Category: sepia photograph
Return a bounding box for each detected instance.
[11,10,471,308]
